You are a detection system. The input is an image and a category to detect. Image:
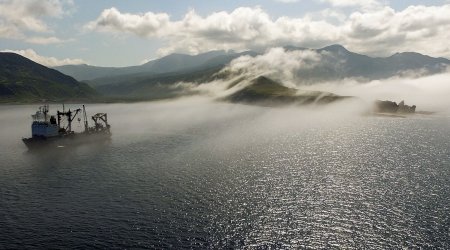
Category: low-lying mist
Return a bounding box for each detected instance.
[58,98,359,159]
[184,47,450,114]
[0,98,369,164]
[2,48,450,157]
[60,45,449,148]
[300,73,450,113]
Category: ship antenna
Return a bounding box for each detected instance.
[43,104,48,122]
[83,105,89,133]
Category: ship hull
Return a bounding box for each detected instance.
[22,132,111,150]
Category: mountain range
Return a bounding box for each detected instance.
[57,45,450,86]
[1,45,449,103]
[288,44,450,83]
[55,50,257,83]
[57,44,449,101]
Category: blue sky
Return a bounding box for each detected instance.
[1,0,450,67]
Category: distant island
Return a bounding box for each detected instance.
[223,76,352,106]
[374,100,416,114]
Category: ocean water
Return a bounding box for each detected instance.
[0,99,449,249]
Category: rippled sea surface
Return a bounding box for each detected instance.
[1,100,449,249]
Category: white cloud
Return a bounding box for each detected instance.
[186,47,328,98]
[86,8,169,36]
[86,4,450,59]
[25,36,72,45]
[1,49,86,67]
[223,47,323,87]
[0,0,72,43]
[85,7,170,37]
[321,0,382,10]
[275,0,300,3]
[139,57,157,65]
[345,5,450,57]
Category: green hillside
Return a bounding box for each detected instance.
[0,52,97,103]
[225,76,351,106]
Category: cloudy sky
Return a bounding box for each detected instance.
[1,0,449,67]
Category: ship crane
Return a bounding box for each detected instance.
[91,113,110,133]
[57,108,82,133]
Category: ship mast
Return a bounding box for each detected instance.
[83,105,89,133]
[43,104,49,122]
[57,106,81,133]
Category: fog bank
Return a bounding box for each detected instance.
[186,48,450,113]
[300,72,450,112]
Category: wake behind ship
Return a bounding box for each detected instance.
[22,104,111,149]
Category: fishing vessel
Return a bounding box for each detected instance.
[22,104,111,149]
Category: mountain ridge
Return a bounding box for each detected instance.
[55,50,256,81]
[0,52,97,103]
[6,45,450,103]
[65,44,450,102]
[55,44,450,85]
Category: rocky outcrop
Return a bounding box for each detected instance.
[374,100,416,114]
